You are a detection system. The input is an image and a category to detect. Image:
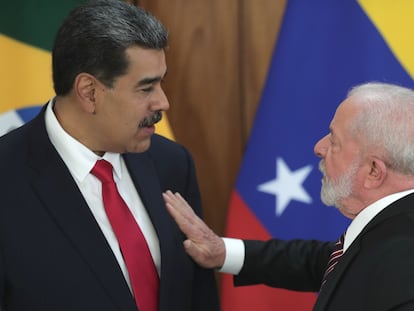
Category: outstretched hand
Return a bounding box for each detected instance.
[163,190,226,269]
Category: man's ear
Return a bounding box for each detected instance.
[364,156,387,189]
[74,73,97,114]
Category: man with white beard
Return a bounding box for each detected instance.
[319,159,360,213]
[163,82,414,311]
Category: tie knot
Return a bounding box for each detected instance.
[91,160,114,183]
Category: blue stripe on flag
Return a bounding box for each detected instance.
[236,0,414,241]
[16,106,42,123]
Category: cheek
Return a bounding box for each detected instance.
[128,100,148,120]
[324,157,344,179]
[118,105,141,124]
[111,96,149,130]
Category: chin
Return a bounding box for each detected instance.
[128,139,152,153]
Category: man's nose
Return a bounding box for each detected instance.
[314,134,329,158]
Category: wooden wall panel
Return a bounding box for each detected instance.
[240,0,286,136]
[140,0,242,235]
[139,1,286,237]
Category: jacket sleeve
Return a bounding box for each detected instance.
[235,238,333,292]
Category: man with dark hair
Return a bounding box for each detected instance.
[0,1,219,310]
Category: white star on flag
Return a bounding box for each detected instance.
[257,157,313,216]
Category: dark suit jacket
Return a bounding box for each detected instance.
[0,105,219,311]
[235,193,414,310]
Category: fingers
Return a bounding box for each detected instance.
[163,190,199,236]
[163,190,226,269]
[167,191,190,209]
[163,190,192,220]
[163,191,210,242]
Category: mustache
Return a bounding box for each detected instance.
[139,111,163,128]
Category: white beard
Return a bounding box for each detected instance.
[319,159,359,208]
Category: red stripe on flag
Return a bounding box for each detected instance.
[221,190,316,311]
[224,190,270,239]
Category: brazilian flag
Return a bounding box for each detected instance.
[0,0,173,139]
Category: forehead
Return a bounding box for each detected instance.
[124,46,167,76]
[330,98,359,133]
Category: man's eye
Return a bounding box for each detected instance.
[141,86,154,92]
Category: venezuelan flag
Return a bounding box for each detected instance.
[221,1,414,310]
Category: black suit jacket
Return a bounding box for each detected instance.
[0,105,219,311]
[235,193,414,310]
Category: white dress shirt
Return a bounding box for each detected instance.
[220,189,414,275]
[44,99,161,291]
[342,189,414,252]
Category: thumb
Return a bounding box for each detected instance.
[183,239,200,259]
[183,239,193,251]
[182,239,207,266]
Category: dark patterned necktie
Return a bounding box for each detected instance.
[320,233,345,289]
[92,159,159,311]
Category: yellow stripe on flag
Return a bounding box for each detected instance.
[358,0,414,80]
[156,114,174,140]
[0,34,53,112]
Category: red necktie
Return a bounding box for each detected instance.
[320,233,345,289]
[92,160,159,311]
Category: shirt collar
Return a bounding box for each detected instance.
[343,188,414,252]
[45,98,122,182]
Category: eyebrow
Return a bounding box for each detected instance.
[328,127,337,140]
[136,76,162,87]
[136,71,168,88]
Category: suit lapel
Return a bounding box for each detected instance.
[27,109,137,311]
[123,152,181,308]
[313,241,360,311]
[123,152,171,263]
[123,153,167,232]
[313,194,414,310]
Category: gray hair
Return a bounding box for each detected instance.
[348,82,414,175]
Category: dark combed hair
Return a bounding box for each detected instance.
[52,0,168,95]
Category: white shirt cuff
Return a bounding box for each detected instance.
[217,237,245,275]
